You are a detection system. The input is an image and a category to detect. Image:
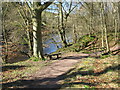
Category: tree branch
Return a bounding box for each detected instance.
[41,0,55,11]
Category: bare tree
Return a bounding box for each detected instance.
[57,1,78,47]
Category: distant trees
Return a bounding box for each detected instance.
[1,1,120,63]
[2,2,28,62]
[13,2,33,57]
[2,3,8,62]
[72,2,119,52]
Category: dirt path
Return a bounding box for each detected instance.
[3,53,89,88]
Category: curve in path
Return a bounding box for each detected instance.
[3,53,89,88]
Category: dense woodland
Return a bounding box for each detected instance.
[1,0,120,89]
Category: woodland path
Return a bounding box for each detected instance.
[3,52,90,88]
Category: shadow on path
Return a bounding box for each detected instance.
[2,64,119,89]
[1,65,27,72]
[61,56,89,60]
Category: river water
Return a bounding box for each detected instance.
[43,32,73,54]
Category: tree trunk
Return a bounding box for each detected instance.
[26,27,33,56]
[2,6,8,63]
[73,24,77,43]
[58,2,68,47]
[100,3,104,48]
[104,3,110,52]
[114,17,117,42]
[118,2,120,19]
[104,25,110,52]
[32,1,54,58]
[32,10,44,58]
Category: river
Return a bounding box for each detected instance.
[43,32,73,54]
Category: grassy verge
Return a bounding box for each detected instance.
[60,55,119,88]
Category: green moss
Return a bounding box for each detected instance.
[55,35,96,53]
[84,85,90,88]
[100,55,111,59]
[30,57,39,61]
[30,56,47,61]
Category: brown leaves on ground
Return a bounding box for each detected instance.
[63,55,119,88]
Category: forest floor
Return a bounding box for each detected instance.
[1,52,119,89]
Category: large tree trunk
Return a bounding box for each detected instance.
[32,10,43,58]
[32,1,54,58]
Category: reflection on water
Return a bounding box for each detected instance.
[43,32,73,54]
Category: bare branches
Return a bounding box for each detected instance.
[33,0,55,11]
